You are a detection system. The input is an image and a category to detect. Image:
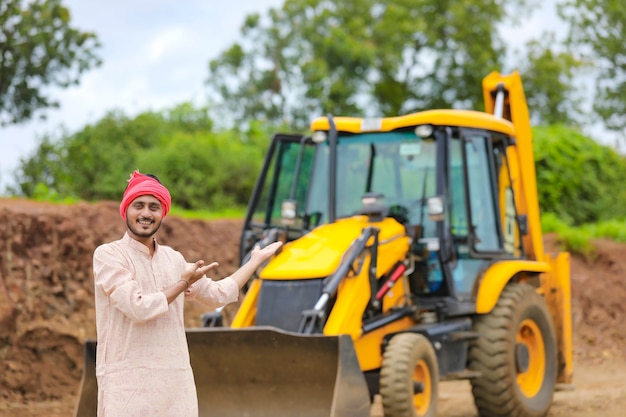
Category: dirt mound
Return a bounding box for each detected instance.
[543,233,626,361]
[0,199,243,405]
[565,239,626,360]
[0,199,624,409]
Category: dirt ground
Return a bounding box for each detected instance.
[0,198,625,416]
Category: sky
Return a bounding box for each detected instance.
[0,0,560,191]
[0,0,284,189]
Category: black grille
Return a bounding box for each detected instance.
[256,279,324,332]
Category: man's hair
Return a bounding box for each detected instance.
[144,173,162,184]
[124,173,162,190]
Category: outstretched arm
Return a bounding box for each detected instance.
[185,241,283,309]
[228,241,283,289]
[163,260,219,304]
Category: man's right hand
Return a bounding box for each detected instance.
[182,260,220,286]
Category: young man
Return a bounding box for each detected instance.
[92,170,282,416]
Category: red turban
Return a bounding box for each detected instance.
[119,170,172,220]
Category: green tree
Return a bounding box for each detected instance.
[559,0,626,134]
[163,102,213,134]
[8,133,65,196]
[10,108,169,199]
[207,0,512,130]
[207,0,584,130]
[137,129,267,210]
[534,124,626,225]
[9,103,272,211]
[59,110,169,200]
[519,33,584,126]
[0,0,100,125]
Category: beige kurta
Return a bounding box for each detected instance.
[93,233,239,417]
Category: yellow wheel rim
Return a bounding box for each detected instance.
[413,358,432,415]
[516,318,546,397]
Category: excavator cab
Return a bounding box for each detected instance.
[238,110,521,312]
[238,128,440,260]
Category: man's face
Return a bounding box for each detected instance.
[125,195,163,240]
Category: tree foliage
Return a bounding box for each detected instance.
[10,133,64,197]
[207,0,518,130]
[9,0,626,226]
[0,0,101,125]
[137,130,266,209]
[13,101,626,227]
[206,0,586,131]
[559,0,626,134]
[9,103,271,211]
[519,33,584,126]
[534,124,626,225]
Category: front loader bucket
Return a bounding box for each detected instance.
[74,327,371,417]
[188,327,371,417]
[74,339,97,417]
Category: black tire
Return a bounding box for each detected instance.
[380,333,438,417]
[469,283,557,417]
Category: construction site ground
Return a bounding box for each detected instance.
[0,199,624,417]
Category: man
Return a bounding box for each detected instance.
[92,170,282,416]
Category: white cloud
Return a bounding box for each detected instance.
[149,27,188,62]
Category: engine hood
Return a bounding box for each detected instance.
[259,215,409,280]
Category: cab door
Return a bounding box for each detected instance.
[446,129,523,296]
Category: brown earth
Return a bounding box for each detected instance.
[0,199,625,416]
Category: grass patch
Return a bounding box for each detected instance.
[25,191,245,221]
[169,206,246,220]
[31,184,81,204]
[542,212,626,258]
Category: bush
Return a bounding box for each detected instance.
[534,125,626,225]
[137,129,268,211]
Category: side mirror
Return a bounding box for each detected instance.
[281,199,298,225]
[418,237,440,252]
[427,196,445,222]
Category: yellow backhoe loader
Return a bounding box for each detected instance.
[75,70,572,417]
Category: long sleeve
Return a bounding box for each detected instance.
[185,274,239,310]
[93,244,169,323]
[93,234,191,376]
[94,234,203,417]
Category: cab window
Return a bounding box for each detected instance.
[464,134,501,252]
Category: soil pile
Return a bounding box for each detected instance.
[0,199,624,410]
[563,237,626,359]
[0,199,243,406]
